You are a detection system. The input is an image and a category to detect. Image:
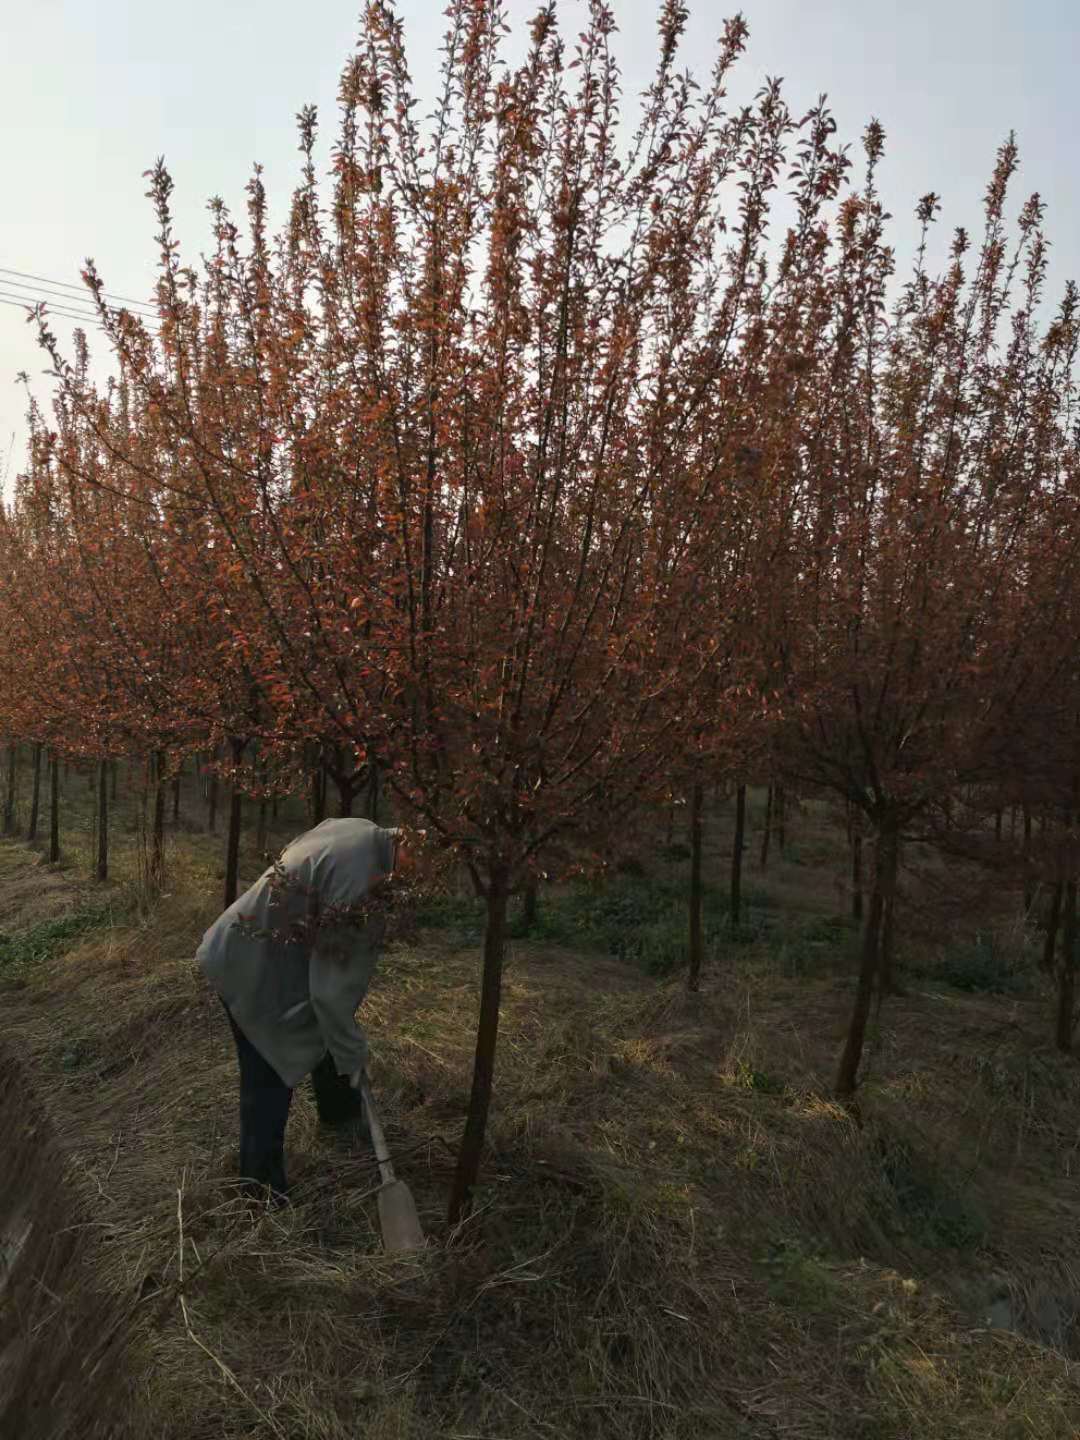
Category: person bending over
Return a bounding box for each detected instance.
[197,817,413,1201]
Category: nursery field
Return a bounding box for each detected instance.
[3,5,1080,1436]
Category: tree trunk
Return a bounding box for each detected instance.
[110,758,118,803]
[172,765,182,825]
[730,783,746,929]
[208,768,219,835]
[448,868,509,1226]
[835,823,894,1098]
[759,784,773,869]
[851,809,864,924]
[150,751,167,891]
[49,751,60,864]
[522,876,538,930]
[271,793,279,823]
[879,893,896,996]
[1022,805,1034,916]
[97,758,109,882]
[335,774,356,817]
[365,759,380,823]
[253,758,269,856]
[27,743,42,843]
[224,738,245,909]
[3,743,16,834]
[776,784,786,854]
[1043,882,1063,972]
[687,781,705,990]
[877,834,901,996]
[1055,877,1077,1052]
[326,745,357,818]
[311,766,326,825]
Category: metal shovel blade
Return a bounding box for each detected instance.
[377,1177,426,1253]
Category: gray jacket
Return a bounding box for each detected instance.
[196,818,397,1087]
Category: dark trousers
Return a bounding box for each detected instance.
[223,1005,364,1197]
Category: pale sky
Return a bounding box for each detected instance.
[2,0,1077,496]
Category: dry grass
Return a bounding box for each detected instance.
[0,841,84,930]
[0,1046,147,1440]
[1,815,1079,1438]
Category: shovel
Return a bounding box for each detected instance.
[358,1074,426,1253]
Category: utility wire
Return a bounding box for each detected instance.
[0,287,113,322]
[0,293,109,327]
[0,292,158,332]
[0,275,159,321]
[0,265,158,316]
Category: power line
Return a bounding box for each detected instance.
[0,275,159,321]
[0,292,158,332]
[0,286,110,322]
[0,293,105,326]
[0,265,158,316]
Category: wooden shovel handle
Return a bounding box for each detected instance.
[358,1073,396,1185]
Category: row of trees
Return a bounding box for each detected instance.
[2,1,1078,1217]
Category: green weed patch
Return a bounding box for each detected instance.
[417,872,774,974]
[0,903,123,977]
